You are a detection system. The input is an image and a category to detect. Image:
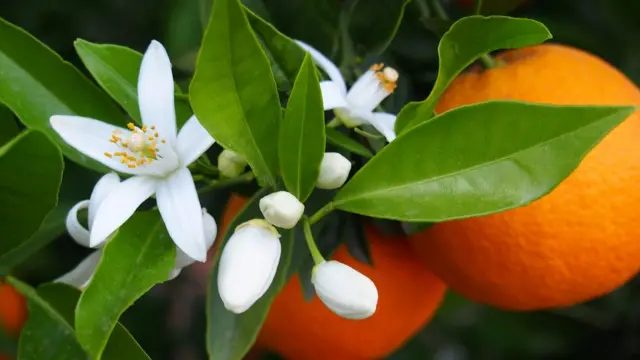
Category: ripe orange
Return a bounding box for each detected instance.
[0,281,27,336]
[410,44,640,310]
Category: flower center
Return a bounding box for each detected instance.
[104,123,167,169]
[370,63,398,93]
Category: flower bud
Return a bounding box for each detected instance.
[316,152,352,190]
[259,191,304,229]
[218,149,247,178]
[174,208,218,269]
[217,219,281,313]
[312,260,378,320]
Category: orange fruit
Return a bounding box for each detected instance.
[256,225,447,360]
[0,281,27,336]
[409,44,640,310]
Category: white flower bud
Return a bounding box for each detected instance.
[174,208,218,269]
[218,149,247,178]
[259,191,304,229]
[312,260,378,320]
[316,152,352,190]
[217,219,281,313]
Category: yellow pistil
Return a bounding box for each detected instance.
[105,124,164,168]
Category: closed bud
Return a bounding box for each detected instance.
[218,219,281,313]
[259,191,304,229]
[218,149,247,178]
[312,260,378,320]
[316,152,352,189]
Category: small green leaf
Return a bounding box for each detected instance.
[326,128,373,158]
[0,130,63,260]
[335,102,636,221]
[395,16,552,133]
[75,211,175,359]
[0,18,124,172]
[349,0,412,54]
[73,39,192,126]
[0,105,19,147]
[279,54,325,201]
[207,187,294,360]
[191,0,281,187]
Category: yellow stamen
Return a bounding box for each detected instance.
[127,122,135,130]
[128,164,136,168]
[104,152,112,158]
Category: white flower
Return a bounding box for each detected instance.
[56,172,218,289]
[50,40,215,262]
[316,152,352,189]
[296,40,398,142]
[218,149,247,178]
[217,219,281,313]
[259,191,304,229]
[312,260,378,320]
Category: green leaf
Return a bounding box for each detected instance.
[0,130,63,260]
[349,0,412,55]
[279,54,326,201]
[0,17,124,172]
[334,102,636,221]
[207,187,295,360]
[73,39,192,126]
[0,105,19,147]
[191,0,281,187]
[326,128,373,158]
[394,16,552,134]
[246,8,306,91]
[75,211,175,359]
[8,278,88,360]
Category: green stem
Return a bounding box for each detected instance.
[473,0,483,14]
[175,93,190,101]
[414,0,432,19]
[354,127,384,140]
[326,117,342,128]
[428,0,449,20]
[303,217,325,265]
[197,172,255,194]
[308,202,335,225]
[478,53,498,69]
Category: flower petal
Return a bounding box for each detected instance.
[88,172,121,229]
[296,40,347,94]
[176,115,215,166]
[138,40,177,141]
[50,115,139,175]
[55,250,103,289]
[320,81,348,110]
[365,112,397,142]
[90,176,157,247]
[156,168,206,262]
[66,200,91,247]
[174,208,218,268]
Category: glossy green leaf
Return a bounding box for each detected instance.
[349,0,412,54]
[75,211,175,359]
[191,0,281,187]
[395,16,552,134]
[246,8,306,91]
[326,127,373,158]
[74,39,192,126]
[0,105,19,147]
[207,187,295,360]
[279,54,325,201]
[8,278,87,360]
[0,130,63,260]
[0,17,124,172]
[335,102,636,221]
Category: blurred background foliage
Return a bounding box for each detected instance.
[1,0,640,359]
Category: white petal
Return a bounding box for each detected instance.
[55,250,103,289]
[295,40,347,94]
[365,112,397,142]
[320,81,348,110]
[138,40,177,142]
[66,200,91,247]
[156,168,206,262]
[312,260,378,319]
[259,191,305,229]
[217,221,281,313]
[90,176,157,247]
[167,268,182,281]
[50,115,140,175]
[346,70,392,112]
[174,208,218,268]
[176,115,215,166]
[88,172,121,229]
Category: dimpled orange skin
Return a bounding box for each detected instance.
[409,44,640,311]
[0,281,27,337]
[255,225,447,360]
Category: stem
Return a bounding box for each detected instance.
[326,117,342,129]
[428,0,449,20]
[338,0,359,78]
[473,0,483,14]
[175,93,190,101]
[303,217,325,265]
[479,53,498,69]
[354,127,384,140]
[308,202,335,225]
[197,172,255,194]
[414,0,432,19]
